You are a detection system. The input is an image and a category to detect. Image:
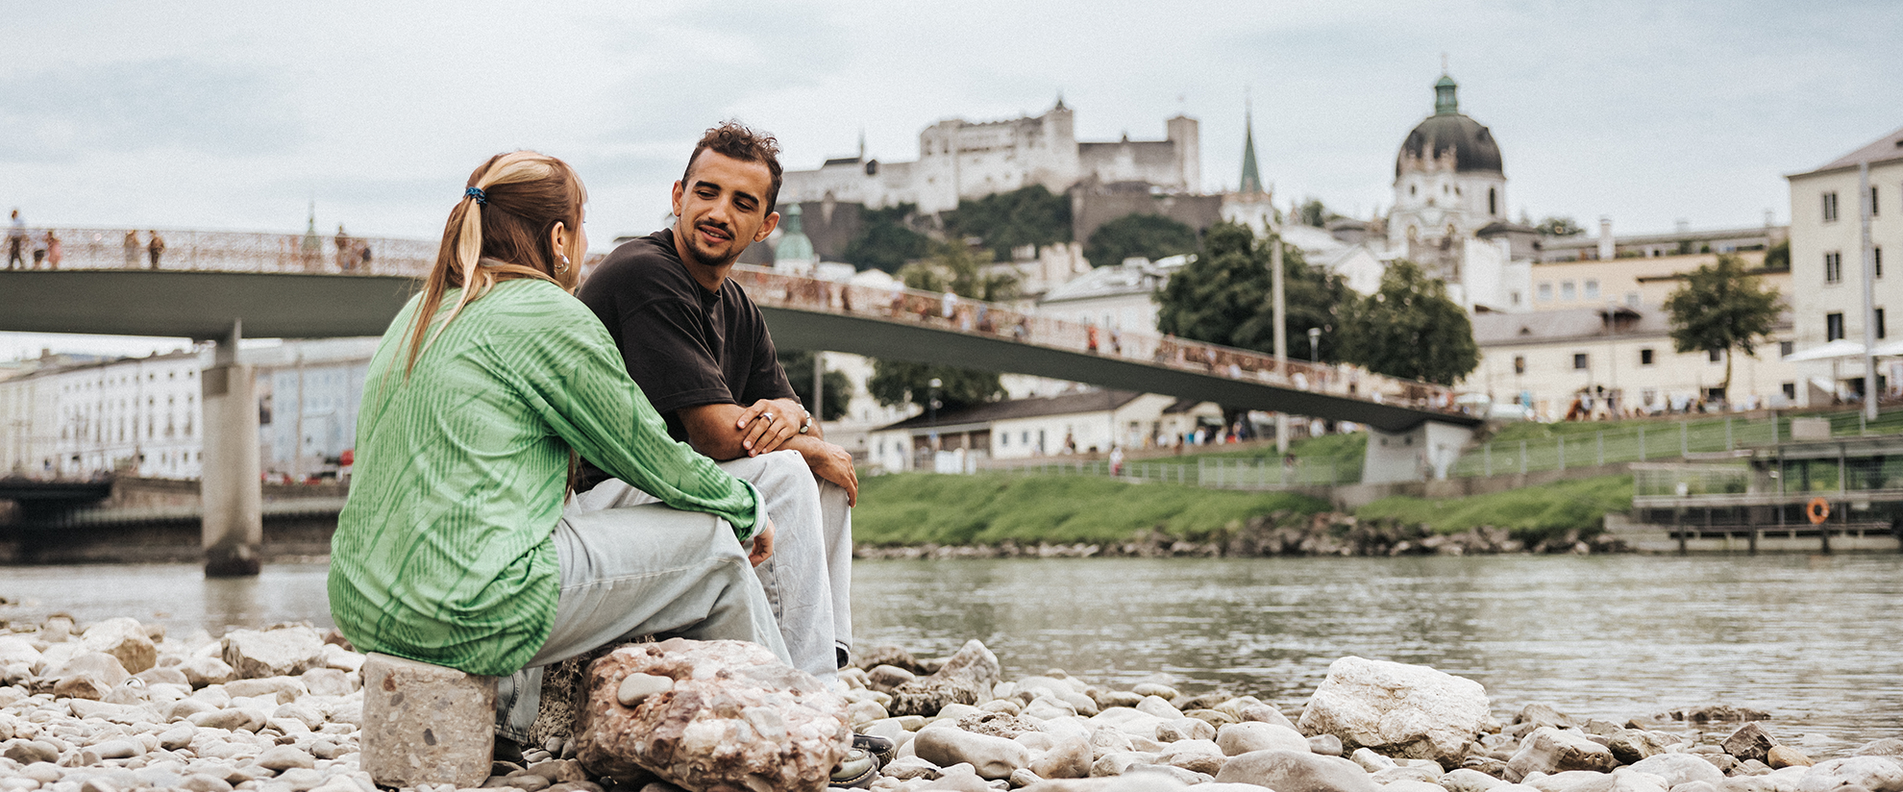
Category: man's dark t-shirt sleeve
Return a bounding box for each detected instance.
[577,241,733,417]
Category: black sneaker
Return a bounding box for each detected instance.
[493,735,526,764]
[830,734,896,789]
[853,733,896,766]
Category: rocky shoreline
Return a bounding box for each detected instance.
[2,615,1897,792]
[854,513,1625,561]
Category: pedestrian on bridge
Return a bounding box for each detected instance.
[43,230,61,270]
[123,230,140,268]
[327,150,791,763]
[146,231,165,269]
[6,209,25,269]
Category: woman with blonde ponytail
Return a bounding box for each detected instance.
[328,152,793,754]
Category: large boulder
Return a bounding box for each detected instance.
[1628,753,1727,788]
[889,639,1002,717]
[914,727,1031,779]
[1723,724,1778,764]
[1296,656,1490,766]
[221,626,326,679]
[80,618,158,674]
[1796,757,1903,792]
[574,638,849,792]
[1506,727,1618,781]
[1214,749,1381,792]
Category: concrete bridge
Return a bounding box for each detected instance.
[1,226,1481,573]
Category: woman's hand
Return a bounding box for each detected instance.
[748,517,776,567]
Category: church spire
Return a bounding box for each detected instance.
[1239,95,1264,195]
[1434,72,1459,116]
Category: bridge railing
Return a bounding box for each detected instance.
[9,226,441,276]
[729,265,1466,416]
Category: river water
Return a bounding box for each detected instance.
[3,554,1897,755]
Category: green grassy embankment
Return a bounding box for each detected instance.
[1355,474,1633,541]
[852,473,1330,547]
[854,472,1634,548]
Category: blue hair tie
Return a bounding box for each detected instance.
[465,186,487,205]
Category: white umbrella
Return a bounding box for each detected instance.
[1869,338,1903,357]
[1783,339,1867,361]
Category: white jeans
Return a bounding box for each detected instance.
[495,502,787,742]
[571,450,854,684]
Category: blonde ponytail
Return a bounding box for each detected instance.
[401,151,587,375]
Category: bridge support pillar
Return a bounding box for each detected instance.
[201,320,263,577]
[1362,420,1475,484]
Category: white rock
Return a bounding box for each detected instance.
[1297,656,1491,767]
[914,726,1032,780]
[221,628,326,680]
[0,637,43,667]
[1630,753,1727,788]
[1796,756,1903,792]
[81,618,158,675]
[1217,722,1310,756]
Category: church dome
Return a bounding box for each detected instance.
[1394,74,1503,178]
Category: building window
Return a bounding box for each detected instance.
[1626,292,1641,307]
[1640,348,1655,366]
[1709,349,1723,363]
[1824,191,1840,222]
[1827,312,1846,342]
[1642,388,1658,406]
[1573,353,1589,370]
[1584,279,1600,300]
[1488,187,1498,215]
[1561,281,1577,301]
[1879,308,1888,340]
[1780,340,1795,357]
[1510,290,1522,306]
[1513,355,1526,375]
[1783,382,1797,400]
[1826,251,1842,283]
[1537,283,1553,301]
[1874,186,1881,217]
[1877,247,1884,278]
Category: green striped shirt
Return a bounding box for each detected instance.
[327,279,762,676]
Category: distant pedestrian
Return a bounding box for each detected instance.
[1086,323,1100,354]
[1109,445,1124,476]
[31,240,45,269]
[359,243,373,273]
[123,230,141,268]
[43,230,61,270]
[1109,327,1122,356]
[335,226,353,271]
[147,231,166,269]
[940,291,956,322]
[6,209,25,269]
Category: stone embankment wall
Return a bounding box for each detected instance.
[856,512,1625,561]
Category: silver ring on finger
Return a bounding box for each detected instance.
[763,412,775,422]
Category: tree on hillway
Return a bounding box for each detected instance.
[1153,221,1346,363]
[775,350,853,422]
[1762,238,1790,271]
[1083,213,1198,268]
[1662,253,1782,399]
[1297,198,1336,228]
[943,185,1072,261]
[1337,260,1478,386]
[1536,216,1585,236]
[842,203,932,273]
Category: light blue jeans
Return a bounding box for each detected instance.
[569,450,854,684]
[494,501,789,743]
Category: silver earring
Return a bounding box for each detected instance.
[557,253,570,274]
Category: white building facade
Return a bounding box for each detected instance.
[1785,125,1903,405]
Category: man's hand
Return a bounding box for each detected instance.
[734,397,807,456]
[800,439,860,507]
[748,517,775,567]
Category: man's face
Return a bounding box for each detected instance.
[671,150,779,268]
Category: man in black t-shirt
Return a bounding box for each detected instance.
[572,121,860,689]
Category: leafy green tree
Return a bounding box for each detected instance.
[1153,221,1345,362]
[1083,213,1198,268]
[842,203,931,273]
[1662,254,1782,398]
[867,361,1003,412]
[1536,216,1585,236]
[944,185,1072,260]
[1337,260,1478,386]
[1762,238,1790,271]
[775,350,853,422]
[1297,198,1335,228]
[872,241,1014,411]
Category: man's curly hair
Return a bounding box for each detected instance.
[683,120,784,214]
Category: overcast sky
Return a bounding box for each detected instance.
[4,0,1901,359]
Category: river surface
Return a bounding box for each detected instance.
[2,554,1897,755]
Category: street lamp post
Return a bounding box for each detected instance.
[926,377,942,469]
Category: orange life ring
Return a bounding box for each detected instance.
[1806,498,1830,525]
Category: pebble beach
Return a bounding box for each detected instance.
[2,613,1900,792]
